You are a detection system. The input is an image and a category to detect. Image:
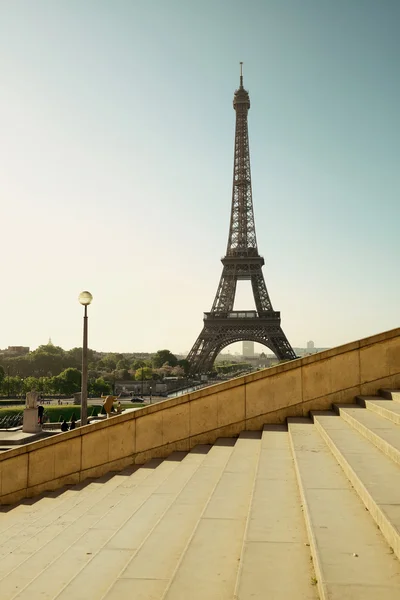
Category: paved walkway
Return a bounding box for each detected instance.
[0,430,58,453]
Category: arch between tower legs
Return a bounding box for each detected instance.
[188,322,293,375]
[206,336,278,372]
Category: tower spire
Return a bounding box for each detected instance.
[240,61,243,88]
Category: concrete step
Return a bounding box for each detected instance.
[0,470,134,534]
[0,475,121,538]
[289,417,400,600]
[234,425,318,600]
[380,389,400,402]
[0,455,183,599]
[357,396,400,424]
[60,439,237,600]
[154,432,262,600]
[0,470,136,559]
[0,487,78,537]
[5,448,211,600]
[312,411,400,562]
[334,404,400,466]
[0,478,121,547]
[0,488,81,554]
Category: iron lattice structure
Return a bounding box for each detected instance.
[187,66,296,374]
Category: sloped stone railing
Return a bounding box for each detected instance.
[1,327,400,505]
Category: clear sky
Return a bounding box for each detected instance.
[1,0,399,355]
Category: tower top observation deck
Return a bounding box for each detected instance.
[233,62,250,109]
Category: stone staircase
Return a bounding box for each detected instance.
[0,390,400,599]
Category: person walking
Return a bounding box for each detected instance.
[37,404,44,425]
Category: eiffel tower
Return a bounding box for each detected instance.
[187,65,296,374]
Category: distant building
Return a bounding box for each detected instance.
[293,344,330,357]
[6,346,30,355]
[242,341,255,357]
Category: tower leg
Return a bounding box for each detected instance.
[211,265,237,314]
[268,333,297,360]
[251,268,273,313]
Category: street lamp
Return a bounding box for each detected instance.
[79,291,93,426]
[112,370,116,395]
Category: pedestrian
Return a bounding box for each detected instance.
[70,414,76,430]
[37,404,44,425]
[61,419,69,432]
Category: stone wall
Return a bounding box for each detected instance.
[1,327,400,505]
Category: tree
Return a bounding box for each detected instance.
[0,345,106,380]
[22,376,40,393]
[0,355,32,378]
[89,377,112,396]
[55,368,82,395]
[152,350,178,369]
[34,344,64,356]
[0,365,4,386]
[88,368,101,379]
[114,369,131,381]
[131,359,146,371]
[65,347,83,369]
[134,367,153,381]
[41,376,55,394]
[116,359,130,371]
[157,363,173,378]
[171,365,185,377]
[177,359,190,375]
[29,345,66,377]
[1,375,20,396]
[97,354,118,372]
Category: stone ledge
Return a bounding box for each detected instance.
[358,327,400,348]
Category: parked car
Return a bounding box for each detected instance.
[131,397,145,403]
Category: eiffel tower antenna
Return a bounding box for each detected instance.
[186,70,296,374]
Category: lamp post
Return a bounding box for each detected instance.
[7,366,10,398]
[149,386,152,404]
[79,291,93,426]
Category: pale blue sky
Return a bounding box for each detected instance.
[1,0,399,354]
